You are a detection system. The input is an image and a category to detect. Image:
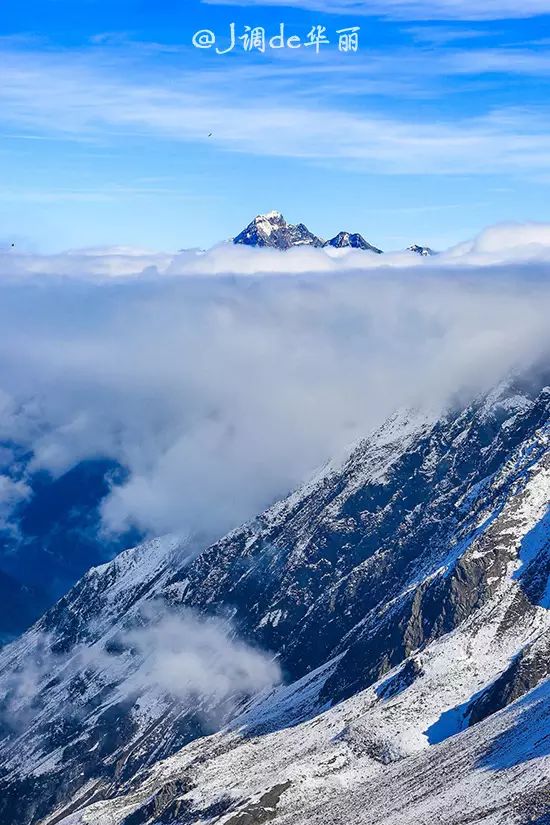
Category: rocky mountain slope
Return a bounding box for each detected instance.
[0,369,548,824]
[233,212,385,252]
[60,665,550,825]
[232,212,434,255]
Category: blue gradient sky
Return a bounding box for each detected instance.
[1,0,550,251]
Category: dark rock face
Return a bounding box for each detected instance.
[323,232,383,253]
[376,657,425,701]
[0,372,548,824]
[467,635,550,728]
[223,783,292,825]
[233,212,323,249]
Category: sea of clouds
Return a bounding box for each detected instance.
[0,221,549,543]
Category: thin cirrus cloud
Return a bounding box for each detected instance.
[1,46,550,178]
[202,0,550,22]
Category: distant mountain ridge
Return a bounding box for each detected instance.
[233,211,433,255]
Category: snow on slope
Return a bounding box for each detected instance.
[58,675,550,825]
[0,373,549,825]
[54,437,550,825]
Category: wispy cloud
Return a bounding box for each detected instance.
[404,26,499,44]
[202,0,550,22]
[445,47,550,74]
[1,44,550,178]
[0,186,217,205]
[1,608,281,732]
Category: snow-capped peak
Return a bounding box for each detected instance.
[252,211,285,238]
[233,212,323,249]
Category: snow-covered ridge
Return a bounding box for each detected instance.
[233,212,392,254]
[55,446,550,825]
[0,372,549,825]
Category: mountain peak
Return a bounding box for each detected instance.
[234,212,323,250]
[324,231,383,253]
[233,214,388,254]
[232,213,442,258]
[253,211,285,228]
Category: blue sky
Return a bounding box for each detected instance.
[1,0,550,251]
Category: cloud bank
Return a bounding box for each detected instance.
[0,222,549,544]
[5,221,550,280]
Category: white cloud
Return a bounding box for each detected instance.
[0,246,173,279]
[124,607,281,714]
[4,221,550,281]
[0,474,31,529]
[445,221,550,262]
[203,0,550,22]
[0,223,549,542]
[1,610,281,731]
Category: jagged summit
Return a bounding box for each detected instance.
[233,213,437,257]
[408,243,435,257]
[324,231,383,253]
[233,212,323,249]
